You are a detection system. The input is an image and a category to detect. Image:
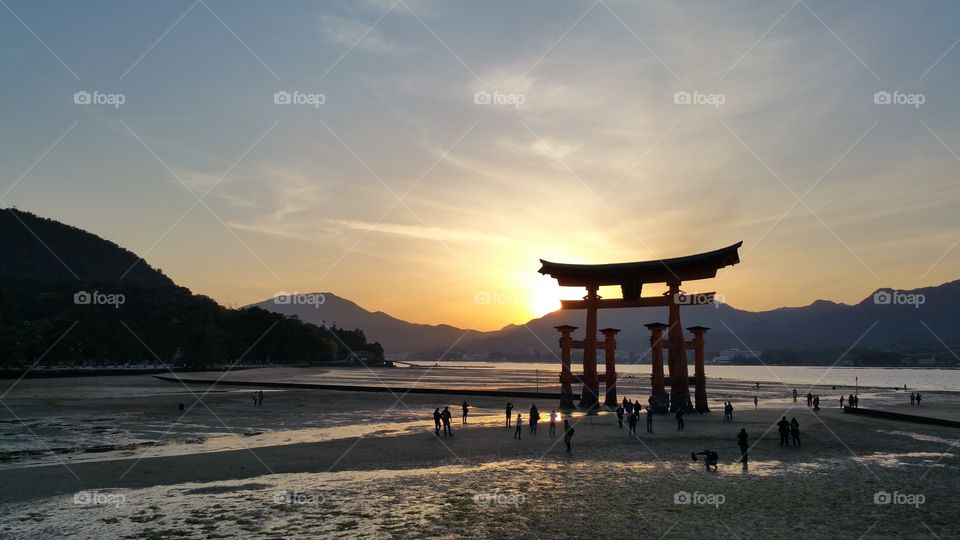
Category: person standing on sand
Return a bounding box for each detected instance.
[777,416,790,447]
[563,419,575,453]
[792,389,798,403]
[790,418,800,447]
[252,392,258,407]
[737,428,749,468]
[840,395,845,408]
[916,393,922,406]
[910,392,916,405]
[529,404,540,435]
[625,400,633,415]
[461,401,469,425]
[628,410,638,434]
[616,404,625,428]
[441,407,453,437]
[505,402,514,426]
[257,390,264,407]
[646,406,654,433]
[675,408,685,431]
[433,408,442,436]
[753,395,758,409]
[549,410,558,437]
[514,414,522,439]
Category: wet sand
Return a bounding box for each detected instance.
[0,371,957,538]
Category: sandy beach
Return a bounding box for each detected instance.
[0,368,957,539]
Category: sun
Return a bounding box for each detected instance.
[530,276,563,317]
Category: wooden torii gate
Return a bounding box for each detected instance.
[539,242,742,411]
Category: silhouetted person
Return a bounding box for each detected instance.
[840,395,845,408]
[433,408,441,436]
[514,414,522,439]
[646,406,654,433]
[777,416,790,446]
[792,389,798,403]
[257,390,264,407]
[790,418,800,447]
[505,402,514,426]
[625,400,633,414]
[692,449,718,471]
[616,405,624,428]
[628,411,638,434]
[854,394,859,408]
[252,392,258,407]
[916,393,922,406]
[807,393,813,407]
[529,404,540,434]
[549,410,558,437]
[737,428,749,468]
[753,395,758,409]
[461,401,469,425]
[813,395,820,413]
[675,408,685,431]
[563,419,575,452]
[910,392,916,406]
[441,407,453,437]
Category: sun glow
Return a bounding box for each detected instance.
[531,276,563,317]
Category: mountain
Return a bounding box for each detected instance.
[0,208,382,367]
[252,280,960,362]
[249,293,488,353]
[456,282,960,362]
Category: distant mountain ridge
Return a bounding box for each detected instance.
[254,280,960,361]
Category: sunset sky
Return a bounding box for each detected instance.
[2,0,959,330]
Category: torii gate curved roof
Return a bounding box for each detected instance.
[538,241,742,287]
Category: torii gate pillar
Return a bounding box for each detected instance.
[666,282,691,412]
[600,328,620,408]
[688,326,710,412]
[644,322,669,412]
[579,285,600,408]
[554,325,577,409]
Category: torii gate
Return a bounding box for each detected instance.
[538,242,742,411]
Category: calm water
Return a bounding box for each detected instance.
[420,361,960,392]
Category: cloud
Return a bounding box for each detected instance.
[333,219,515,246]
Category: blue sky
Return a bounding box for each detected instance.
[2,0,960,329]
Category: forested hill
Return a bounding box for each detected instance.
[0,208,383,368]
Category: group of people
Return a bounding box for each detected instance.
[776,416,801,447]
[615,399,655,434]
[432,407,454,437]
[721,401,735,422]
[507,402,574,451]
[804,392,821,412]
[840,393,859,408]
[251,390,264,407]
[910,392,923,406]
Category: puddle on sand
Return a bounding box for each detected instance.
[879,430,958,446]
[854,451,952,468]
